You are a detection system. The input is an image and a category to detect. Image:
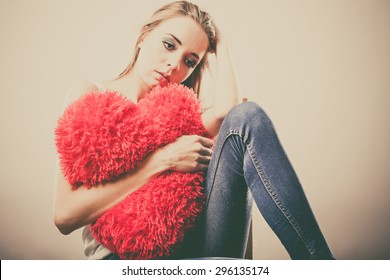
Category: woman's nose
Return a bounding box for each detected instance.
[167,55,181,72]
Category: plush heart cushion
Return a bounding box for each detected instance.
[55,83,208,259]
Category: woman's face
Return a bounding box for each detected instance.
[135,16,209,88]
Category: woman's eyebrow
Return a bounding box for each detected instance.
[166,33,182,45]
[166,33,200,60]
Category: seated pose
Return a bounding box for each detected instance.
[53,0,334,260]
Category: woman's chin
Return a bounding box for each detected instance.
[154,79,169,88]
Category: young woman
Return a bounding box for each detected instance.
[53,1,334,260]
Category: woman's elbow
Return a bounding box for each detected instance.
[53,209,77,235]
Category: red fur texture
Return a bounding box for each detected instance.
[55,83,208,259]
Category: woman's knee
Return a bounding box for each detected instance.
[225,102,271,126]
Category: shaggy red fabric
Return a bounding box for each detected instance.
[55,83,209,259]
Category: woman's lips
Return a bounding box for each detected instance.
[155,71,170,82]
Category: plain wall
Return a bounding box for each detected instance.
[0,0,389,259]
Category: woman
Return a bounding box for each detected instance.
[54,1,334,260]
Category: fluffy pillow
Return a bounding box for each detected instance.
[55,83,208,259]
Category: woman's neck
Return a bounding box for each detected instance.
[108,70,151,103]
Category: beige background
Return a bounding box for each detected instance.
[0,0,389,259]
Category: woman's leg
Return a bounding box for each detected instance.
[198,102,334,259]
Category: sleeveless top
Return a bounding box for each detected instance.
[81,80,112,260]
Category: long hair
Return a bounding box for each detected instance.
[116,1,217,96]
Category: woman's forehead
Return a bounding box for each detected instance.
[151,16,209,54]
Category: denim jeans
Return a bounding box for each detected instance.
[176,102,334,260]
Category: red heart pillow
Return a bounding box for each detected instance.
[55,83,208,259]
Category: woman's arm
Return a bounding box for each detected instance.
[202,33,240,137]
[53,149,167,235]
[54,136,213,235]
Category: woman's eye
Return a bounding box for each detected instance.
[184,58,196,68]
[163,41,175,51]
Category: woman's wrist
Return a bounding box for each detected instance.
[148,147,172,173]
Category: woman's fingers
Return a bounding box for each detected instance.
[190,135,213,157]
[162,135,214,172]
[198,136,214,148]
[195,163,209,171]
[197,154,211,165]
[199,145,213,157]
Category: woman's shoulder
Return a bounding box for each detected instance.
[64,79,100,107]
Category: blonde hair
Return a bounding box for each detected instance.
[117,1,217,96]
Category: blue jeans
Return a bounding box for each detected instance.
[175,102,334,260]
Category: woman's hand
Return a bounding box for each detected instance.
[157,135,214,173]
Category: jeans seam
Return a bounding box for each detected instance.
[243,133,318,259]
[204,130,238,212]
